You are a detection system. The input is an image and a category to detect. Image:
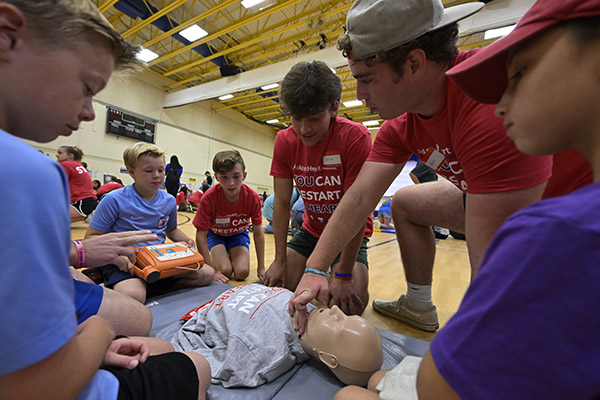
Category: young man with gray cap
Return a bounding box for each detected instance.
[288,0,593,334]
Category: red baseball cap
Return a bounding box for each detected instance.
[447,0,600,104]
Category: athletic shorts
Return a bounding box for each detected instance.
[287,227,369,268]
[207,230,250,251]
[102,352,199,400]
[74,279,103,324]
[71,197,98,217]
[101,264,178,291]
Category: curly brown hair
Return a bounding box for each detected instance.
[337,23,459,79]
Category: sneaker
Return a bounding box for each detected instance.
[372,294,439,331]
[433,226,448,240]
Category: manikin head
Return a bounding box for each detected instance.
[298,306,383,386]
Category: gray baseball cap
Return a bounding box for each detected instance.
[346,0,484,60]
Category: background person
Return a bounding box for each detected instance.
[96,176,123,201]
[177,185,191,211]
[165,154,183,197]
[56,145,98,223]
[204,170,213,186]
[188,188,204,212]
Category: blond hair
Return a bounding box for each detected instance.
[123,142,164,169]
[6,0,142,72]
[212,150,245,174]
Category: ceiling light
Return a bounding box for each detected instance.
[179,25,208,42]
[218,94,234,101]
[362,120,380,127]
[242,0,268,8]
[484,24,516,40]
[367,127,380,131]
[343,100,363,108]
[266,119,279,124]
[137,48,159,62]
[261,83,279,90]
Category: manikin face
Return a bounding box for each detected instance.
[127,155,165,199]
[495,26,600,158]
[349,58,412,120]
[6,34,114,143]
[56,147,73,162]
[215,163,246,200]
[290,103,339,147]
[299,306,383,385]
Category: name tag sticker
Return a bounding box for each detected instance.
[323,154,341,165]
[422,148,445,171]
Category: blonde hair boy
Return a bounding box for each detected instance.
[0,1,210,398]
[123,142,165,169]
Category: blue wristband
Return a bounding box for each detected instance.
[334,271,352,278]
[304,268,327,277]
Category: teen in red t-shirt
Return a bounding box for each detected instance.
[193,151,264,282]
[263,61,372,319]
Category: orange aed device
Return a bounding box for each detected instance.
[132,242,204,284]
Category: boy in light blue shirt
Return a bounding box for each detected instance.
[0,1,209,398]
[87,142,215,303]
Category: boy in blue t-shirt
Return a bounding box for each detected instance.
[0,2,209,399]
[86,142,215,303]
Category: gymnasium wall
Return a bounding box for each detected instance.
[28,69,276,194]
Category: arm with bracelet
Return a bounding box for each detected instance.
[328,222,367,316]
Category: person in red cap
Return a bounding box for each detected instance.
[288,0,594,334]
[336,0,600,398]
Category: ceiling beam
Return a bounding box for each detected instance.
[164,0,533,109]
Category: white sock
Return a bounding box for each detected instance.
[406,283,433,311]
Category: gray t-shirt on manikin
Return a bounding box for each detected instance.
[171,284,315,388]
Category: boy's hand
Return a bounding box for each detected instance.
[102,338,150,369]
[257,266,265,281]
[328,277,363,316]
[213,270,229,283]
[289,275,328,333]
[262,259,286,287]
[115,255,134,275]
[81,231,158,268]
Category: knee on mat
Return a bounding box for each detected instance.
[232,268,249,281]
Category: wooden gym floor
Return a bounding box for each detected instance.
[71,212,471,342]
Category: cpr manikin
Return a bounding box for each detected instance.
[171,283,383,388]
[299,305,383,386]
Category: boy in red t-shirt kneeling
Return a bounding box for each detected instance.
[193,151,265,282]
